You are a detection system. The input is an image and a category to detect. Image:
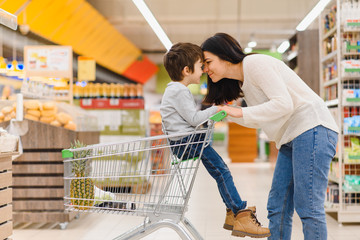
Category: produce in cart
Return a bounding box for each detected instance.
[70,140,94,210]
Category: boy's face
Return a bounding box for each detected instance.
[188,59,204,85]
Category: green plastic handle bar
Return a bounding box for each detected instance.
[210,110,227,122]
[62,149,73,159]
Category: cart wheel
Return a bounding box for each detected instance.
[59,222,68,230]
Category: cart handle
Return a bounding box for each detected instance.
[209,110,227,122]
[62,149,73,159]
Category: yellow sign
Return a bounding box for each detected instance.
[78,57,96,81]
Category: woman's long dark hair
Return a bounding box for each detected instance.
[201,33,250,105]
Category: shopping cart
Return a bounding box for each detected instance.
[62,111,227,240]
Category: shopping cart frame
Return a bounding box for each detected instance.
[62,111,227,240]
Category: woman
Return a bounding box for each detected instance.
[201,33,339,240]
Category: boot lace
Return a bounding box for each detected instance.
[250,212,262,227]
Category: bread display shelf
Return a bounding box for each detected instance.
[0,120,100,227]
[0,100,98,132]
[0,152,15,240]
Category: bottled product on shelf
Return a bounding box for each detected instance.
[21,77,70,101]
[74,82,143,100]
[75,82,145,109]
[320,0,360,222]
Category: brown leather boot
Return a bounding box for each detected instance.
[223,206,256,231]
[232,209,271,238]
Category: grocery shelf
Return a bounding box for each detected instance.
[323,26,337,40]
[325,99,339,107]
[324,77,339,87]
[321,51,338,63]
[320,0,360,223]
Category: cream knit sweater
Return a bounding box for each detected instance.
[228,54,339,149]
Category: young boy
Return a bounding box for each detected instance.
[160,42,270,238]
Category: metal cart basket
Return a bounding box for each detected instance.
[62,111,226,240]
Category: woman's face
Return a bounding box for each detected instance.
[203,51,229,83]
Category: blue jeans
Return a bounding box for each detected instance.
[170,133,247,214]
[267,125,338,240]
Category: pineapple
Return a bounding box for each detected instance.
[70,140,94,210]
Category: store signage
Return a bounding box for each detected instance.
[24,46,73,78]
[78,56,96,81]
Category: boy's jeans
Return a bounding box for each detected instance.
[267,125,338,240]
[170,133,247,214]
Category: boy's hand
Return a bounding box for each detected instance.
[216,105,243,118]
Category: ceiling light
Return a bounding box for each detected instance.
[244,47,252,53]
[296,0,331,31]
[132,0,172,51]
[0,8,17,30]
[277,41,290,53]
[248,41,257,48]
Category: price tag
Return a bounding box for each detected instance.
[109,98,119,106]
[82,99,92,106]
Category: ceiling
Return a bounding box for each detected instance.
[88,0,320,63]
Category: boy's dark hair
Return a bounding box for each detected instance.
[163,43,204,81]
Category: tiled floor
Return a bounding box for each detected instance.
[12,151,360,240]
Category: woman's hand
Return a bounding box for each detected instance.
[217,105,243,118]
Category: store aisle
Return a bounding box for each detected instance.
[13,159,360,240]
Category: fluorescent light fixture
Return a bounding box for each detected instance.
[132,0,172,50]
[277,40,290,53]
[0,8,17,30]
[296,0,331,31]
[244,47,252,53]
[248,41,257,48]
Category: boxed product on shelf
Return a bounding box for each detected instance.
[341,1,360,30]
[344,192,360,205]
[326,183,339,204]
[344,175,360,192]
[343,137,360,163]
[323,4,337,33]
[341,60,360,77]
[343,89,360,103]
[344,115,360,134]
[324,84,338,101]
[323,62,338,82]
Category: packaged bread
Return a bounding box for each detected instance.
[1,106,13,115]
[43,102,56,110]
[4,114,12,121]
[40,116,55,124]
[24,100,41,110]
[41,109,56,117]
[12,102,17,111]
[64,120,76,131]
[0,112,4,120]
[24,114,39,121]
[56,112,72,125]
[50,120,61,127]
[27,110,41,118]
